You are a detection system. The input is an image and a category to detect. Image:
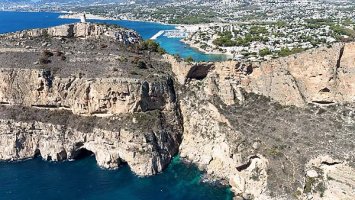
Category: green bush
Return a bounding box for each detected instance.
[259,48,272,56]
[213,31,236,47]
[277,47,305,57]
[330,25,355,38]
[139,40,166,54]
[185,56,194,63]
[137,60,147,69]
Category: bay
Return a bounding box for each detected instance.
[0,11,227,62]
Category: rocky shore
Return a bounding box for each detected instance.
[0,23,354,199]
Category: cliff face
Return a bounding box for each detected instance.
[0,23,182,176]
[171,43,355,199]
[0,24,354,200]
[0,107,181,176]
[243,43,355,107]
[0,68,176,115]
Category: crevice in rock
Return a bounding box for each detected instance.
[334,46,345,79]
[236,155,260,172]
[321,161,341,166]
[312,101,335,105]
[42,69,53,88]
[319,88,331,93]
[31,105,58,109]
[236,63,253,75]
[34,149,41,158]
[57,149,67,161]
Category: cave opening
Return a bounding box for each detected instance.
[72,148,94,160]
[34,149,41,158]
[319,87,331,93]
[186,64,214,80]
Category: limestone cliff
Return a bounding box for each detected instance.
[245,43,355,107]
[0,24,354,200]
[0,107,181,176]
[170,43,355,199]
[0,23,182,176]
[0,68,177,115]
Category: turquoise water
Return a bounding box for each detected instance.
[0,156,232,200]
[0,11,232,200]
[0,11,227,61]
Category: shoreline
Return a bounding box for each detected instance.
[59,13,118,21]
[58,12,175,27]
[181,38,233,58]
[57,11,230,60]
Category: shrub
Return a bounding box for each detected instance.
[39,57,51,64]
[139,40,166,54]
[100,44,108,49]
[259,48,272,56]
[185,56,194,63]
[54,50,63,56]
[277,47,304,57]
[137,60,147,69]
[42,50,54,57]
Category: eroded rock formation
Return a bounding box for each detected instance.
[170,43,355,199]
[0,24,354,199]
[0,23,182,176]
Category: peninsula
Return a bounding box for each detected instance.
[0,23,354,200]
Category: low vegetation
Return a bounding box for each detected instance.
[138,39,166,54]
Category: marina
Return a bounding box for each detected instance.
[163,30,188,38]
[150,30,189,40]
[150,30,165,40]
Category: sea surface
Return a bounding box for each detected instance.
[0,11,232,200]
[0,156,232,200]
[0,11,227,61]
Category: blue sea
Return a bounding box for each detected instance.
[0,11,232,200]
[0,11,227,62]
[0,156,232,200]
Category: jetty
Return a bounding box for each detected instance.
[163,30,188,38]
[150,30,165,40]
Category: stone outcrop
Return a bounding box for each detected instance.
[0,23,182,176]
[172,43,355,199]
[0,68,176,115]
[0,24,354,199]
[303,155,355,200]
[243,43,355,107]
[0,107,181,176]
[2,23,141,44]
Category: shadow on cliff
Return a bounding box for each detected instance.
[72,148,94,160]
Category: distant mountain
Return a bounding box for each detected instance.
[38,0,125,3]
[0,0,126,4]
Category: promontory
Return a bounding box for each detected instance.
[0,23,354,200]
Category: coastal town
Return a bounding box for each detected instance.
[180,19,354,61]
[2,0,355,61]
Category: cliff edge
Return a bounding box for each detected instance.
[0,23,354,200]
[167,42,354,199]
[0,23,182,176]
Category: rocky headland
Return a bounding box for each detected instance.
[0,23,354,200]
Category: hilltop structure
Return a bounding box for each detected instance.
[80,13,87,23]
